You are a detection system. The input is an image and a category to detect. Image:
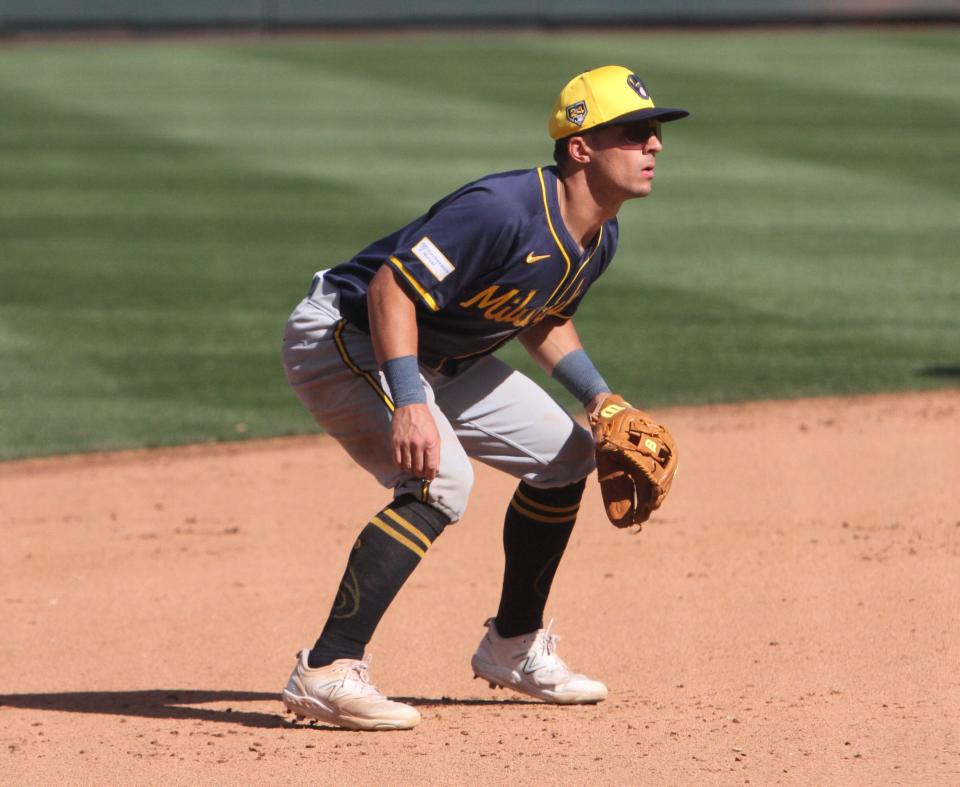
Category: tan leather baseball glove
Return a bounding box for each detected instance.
[589,394,679,528]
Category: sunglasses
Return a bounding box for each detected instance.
[618,120,662,144]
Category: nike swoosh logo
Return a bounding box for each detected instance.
[521,657,540,675]
[525,252,551,264]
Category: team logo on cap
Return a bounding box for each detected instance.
[627,74,650,100]
[565,100,588,127]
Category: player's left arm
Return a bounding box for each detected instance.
[518,318,609,414]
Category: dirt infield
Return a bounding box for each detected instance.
[2,390,958,785]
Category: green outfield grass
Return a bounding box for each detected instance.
[1,29,958,460]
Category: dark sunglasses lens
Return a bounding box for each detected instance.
[624,121,661,143]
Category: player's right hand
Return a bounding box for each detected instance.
[390,403,441,480]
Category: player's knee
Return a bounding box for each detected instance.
[529,423,596,487]
[401,452,474,524]
[566,423,597,478]
[434,459,474,522]
[517,476,586,509]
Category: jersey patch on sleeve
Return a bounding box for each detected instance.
[411,236,455,282]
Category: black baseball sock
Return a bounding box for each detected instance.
[307,495,449,668]
[494,478,586,639]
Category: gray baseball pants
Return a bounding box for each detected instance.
[281,271,595,522]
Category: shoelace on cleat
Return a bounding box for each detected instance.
[539,620,560,656]
[340,657,386,699]
[529,620,576,681]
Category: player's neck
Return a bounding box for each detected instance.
[556,172,621,251]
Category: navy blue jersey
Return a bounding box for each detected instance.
[325,166,619,374]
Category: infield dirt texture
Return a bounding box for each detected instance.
[1,27,958,785]
[2,391,958,783]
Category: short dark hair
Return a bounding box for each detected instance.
[553,137,571,169]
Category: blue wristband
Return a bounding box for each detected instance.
[551,349,611,406]
[381,355,427,408]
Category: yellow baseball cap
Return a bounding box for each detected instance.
[549,65,689,140]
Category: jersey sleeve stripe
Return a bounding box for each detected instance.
[388,256,440,312]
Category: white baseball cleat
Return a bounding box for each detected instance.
[281,650,421,731]
[470,618,608,704]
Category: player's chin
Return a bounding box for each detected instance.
[615,178,653,200]
[628,175,655,195]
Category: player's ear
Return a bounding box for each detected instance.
[567,134,592,165]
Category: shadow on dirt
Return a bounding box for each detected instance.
[0,690,287,728]
[0,690,538,729]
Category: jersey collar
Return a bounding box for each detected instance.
[540,166,600,261]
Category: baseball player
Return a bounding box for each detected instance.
[280,65,688,730]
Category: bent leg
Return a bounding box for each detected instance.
[429,356,595,635]
[495,478,586,636]
[428,355,595,490]
[283,307,474,522]
[282,291,474,664]
[307,495,450,666]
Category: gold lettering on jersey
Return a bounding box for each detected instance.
[459,280,587,328]
[490,290,538,323]
[459,286,540,326]
[459,286,519,314]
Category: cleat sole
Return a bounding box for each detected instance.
[473,672,502,690]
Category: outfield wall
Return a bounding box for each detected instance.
[1,0,957,30]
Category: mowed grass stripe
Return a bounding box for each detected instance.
[3,42,541,203]
[0,30,957,460]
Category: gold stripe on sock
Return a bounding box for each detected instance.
[514,488,581,514]
[509,498,578,525]
[369,515,426,558]
[382,508,432,550]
